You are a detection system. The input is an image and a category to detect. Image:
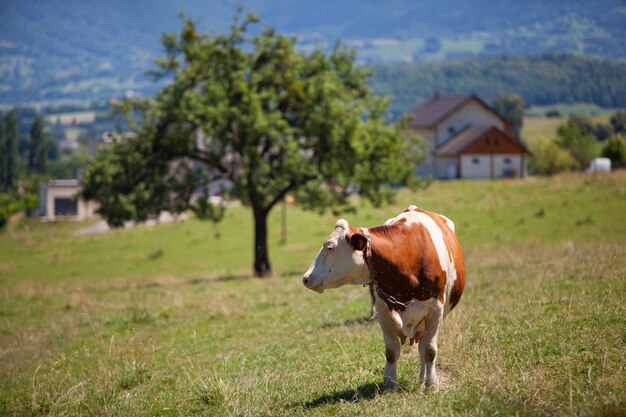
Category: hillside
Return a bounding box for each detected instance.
[370,54,626,117]
[1,0,625,105]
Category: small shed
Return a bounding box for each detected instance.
[38,179,98,221]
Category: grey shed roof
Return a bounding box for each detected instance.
[407,94,507,128]
[434,125,494,157]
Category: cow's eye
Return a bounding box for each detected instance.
[326,245,335,251]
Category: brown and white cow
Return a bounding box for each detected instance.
[302,205,465,390]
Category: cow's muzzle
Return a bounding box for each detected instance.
[302,275,325,293]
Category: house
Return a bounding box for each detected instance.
[38,179,98,221]
[407,94,530,179]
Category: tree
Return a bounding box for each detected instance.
[492,94,524,139]
[593,123,613,141]
[567,114,594,137]
[555,122,594,170]
[601,135,626,169]
[81,12,423,277]
[528,138,575,175]
[28,115,47,173]
[545,109,561,118]
[2,111,18,191]
[0,116,5,191]
[610,109,626,134]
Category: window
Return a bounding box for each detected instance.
[54,198,77,216]
[448,126,455,134]
[495,138,500,145]
[486,138,491,145]
[504,158,512,164]
[472,158,480,165]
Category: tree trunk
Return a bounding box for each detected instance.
[253,207,272,277]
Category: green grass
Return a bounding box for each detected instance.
[525,104,616,118]
[522,113,611,149]
[1,172,625,416]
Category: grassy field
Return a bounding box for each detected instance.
[1,172,625,416]
[525,104,616,119]
[522,113,611,153]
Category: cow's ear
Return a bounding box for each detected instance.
[349,232,368,252]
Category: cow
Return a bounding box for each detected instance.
[302,205,465,391]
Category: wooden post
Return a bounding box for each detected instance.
[281,199,287,245]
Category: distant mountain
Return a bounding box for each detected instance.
[1,0,625,105]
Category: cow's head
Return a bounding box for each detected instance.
[302,219,371,293]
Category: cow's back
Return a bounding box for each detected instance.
[384,206,465,312]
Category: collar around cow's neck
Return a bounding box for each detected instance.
[361,227,414,310]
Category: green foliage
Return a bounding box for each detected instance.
[601,135,626,169]
[610,109,626,134]
[545,109,561,118]
[81,133,180,227]
[46,152,88,180]
[555,122,594,170]
[492,94,524,138]
[0,190,37,229]
[0,193,23,229]
[567,114,594,136]
[371,54,626,117]
[82,12,422,274]
[1,111,18,192]
[28,115,47,174]
[528,138,575,175]
[593,122,613,141]
[190,194,225,224]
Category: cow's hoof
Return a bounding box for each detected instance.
[383,379,399,391]
[422,381,439,392]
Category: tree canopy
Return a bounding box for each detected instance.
[81,12,423,276]
[492,94,524,139]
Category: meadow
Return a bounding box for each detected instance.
[1,172,625,416]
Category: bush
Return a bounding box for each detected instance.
[601,135,626,169]
[529,138,576,175]
[555,123,594,170]
[0,193,26,229]
[610,109,626,134]
[594,123,614,141]
[545,109,561,118]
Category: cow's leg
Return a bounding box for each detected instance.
[368,284,377,320]
[419,302,443,390]
[376,298,401,390]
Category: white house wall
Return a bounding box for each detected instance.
[436,101,505,145]
[461,154,491,179]
[461,154,527,179]
[493,154,525,178]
